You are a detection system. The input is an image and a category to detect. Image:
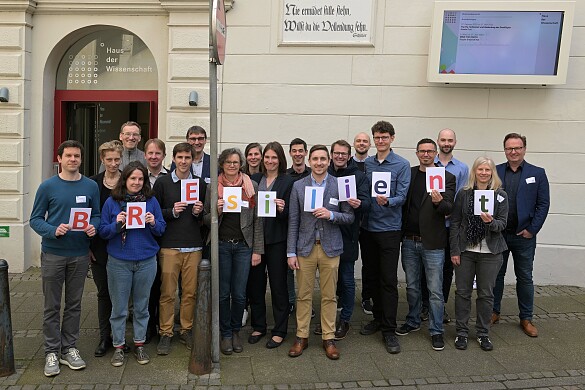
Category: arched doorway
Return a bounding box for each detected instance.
[54,27,158,176]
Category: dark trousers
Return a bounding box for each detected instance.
[360,230,401,335]
[91,248,112,341]
[247,241,289,338]
[360,228,374,302]
[422,228,454,307]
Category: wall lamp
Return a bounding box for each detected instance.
[0,87,9,103]
[188,91,198,106]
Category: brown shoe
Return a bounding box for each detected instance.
[490,312,500,325]
[520,320,538,337]
[334,321,350,340]
[288,337,308,357]
[322,339,340,360]
[313,323,322,335]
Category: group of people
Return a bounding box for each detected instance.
[30,119,550,377]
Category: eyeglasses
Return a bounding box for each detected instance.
[332,152,349,157]
[122,132,141,138]
[417,150,437,155]
[224,161,240,166]
[188,136,206,142]
[373,136,390,142]
[504,147,524,153]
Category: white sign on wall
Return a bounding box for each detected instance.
[280,0,375,46]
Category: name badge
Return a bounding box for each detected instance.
[205,178,211,184]
[526,177,536,184]
[497,194,505,203]
[76,196,86,203]
[242,200,249,208]
[329,198,339,206]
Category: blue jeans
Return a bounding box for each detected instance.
[401,239,445,335]
[219,240,252,338]
[493,233,536,320]
[107,255,157,347]
[337,260,355,322]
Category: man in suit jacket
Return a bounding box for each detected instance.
[170,126,211,182]
[287,145,354,360]
[492,133,550,337]
[397,139,455,351]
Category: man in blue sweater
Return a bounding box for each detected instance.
[30,140,100,377]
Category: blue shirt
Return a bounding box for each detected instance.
[364,150,410,232]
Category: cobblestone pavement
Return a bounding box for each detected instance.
[2,268,585,389]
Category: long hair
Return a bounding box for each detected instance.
[260,141,287,175]
[464,156,502,190]
[244,143,263,175]
[111,161,154,200]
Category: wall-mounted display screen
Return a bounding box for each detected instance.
[427,1,575,85]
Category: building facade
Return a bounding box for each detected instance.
[0,0,583,286]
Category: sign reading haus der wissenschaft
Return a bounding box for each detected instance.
[280,0,375,46]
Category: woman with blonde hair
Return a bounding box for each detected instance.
[449,156,508,352]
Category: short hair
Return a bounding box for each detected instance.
[289,138,308,152]
[371,121,395,136]
[98,140,123,159]
[261,141,287,175]
[111,161,154,200]
[57,140,84,159]
[465,156,502,191]
[330,140,352,154]
[120,121,141,134]
[186,126,207,139]
[144,138,166,155]
[503,132,527,148]
[173,142,195,158]
[416,138,437,150]
[308,144,330,159]
[218,148,244,174]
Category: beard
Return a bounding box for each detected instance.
[440,145,453,154]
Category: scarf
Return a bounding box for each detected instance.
[119,192,147,246]
[218,172,256,208]
[466,189,486,247]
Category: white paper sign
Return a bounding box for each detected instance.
[68,208,91,231]
[181,179,200,204]
[426,167,446,192]
[258,191,277,217]
[304,186,324,212]
[474,190,494,215]
[223,187,242,213]
[337,175,357,201]
[126,202,146,229]
[371,172,391,197]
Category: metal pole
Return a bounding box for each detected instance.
[209,1,220,363]
[189,259,211,374]
[0,259,15,377]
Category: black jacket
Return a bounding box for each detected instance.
[327,159,371,262]
[251,173,294,245]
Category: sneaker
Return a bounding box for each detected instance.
[431,334,445,351]
[395,323,421,336]
[44,353,60,377]
[157,335,172,355]
[477,336,493,351]
[59,347,86,370]
[242,308,249,327]
[111,348,125,367]
[455,336,468,350]
[360,320,380,335]
[443,307,451,324]
[420,306,429,321]
[361,299,373,315]
[134,346,150,364]
[383,334,401,354]
[179,332,194,350]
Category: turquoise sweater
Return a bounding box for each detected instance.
[30,175,100,257]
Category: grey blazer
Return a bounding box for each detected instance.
[449,187,508,256]
[203,180,264,255]
[287,174,354,258]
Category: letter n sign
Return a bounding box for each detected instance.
[426,167,446,192]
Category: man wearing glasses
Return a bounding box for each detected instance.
[359,121,410,354]
[99,121,146,173]
[492,133,550,337]
[171,126,211,183]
